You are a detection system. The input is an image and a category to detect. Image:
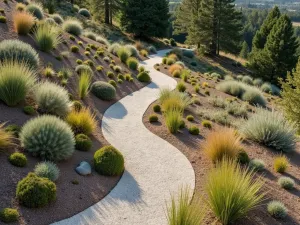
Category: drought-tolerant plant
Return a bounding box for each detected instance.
[261,82,272,94]
[75,133,92,151]
[71,45,79,53]
[137,71,151,82]
[127,57,139,70]
[75,64,93,76]
[50,14,64,24]
[165,109,182,134]
[96,36,109,45]
[186,115,194,121]
[206,158,265,225]
[267,201,287,219]
[23,105,35,115]
[242,75,253,85]
[108,43,121,55]
[153,104,161,112]
[148,45,157,54]
[9,152,27,167]
[226,102,248,118]
[108,80,117,87]
[34,161,60,181]
[45,17,56,25]
[125,44,139,57]
[138,66,145,73]
[78,72,91,99]
[253,78,263,87]
[20,115,75,161]
[202,128,242,163]
[16,3,26,11]
[0,39,39,70]
[78,8,90,17]
[113,65,122,73]
[167,58,175,65]
[237,150,250,164]
[16,173,56,208]
[84,31,96,40]
[117,47,130,63]
[0,208,19,223]
[42,66,55,77]
[94,145,124,176]
[208,96,227,108]
[278,176,295,190]
[5,124,21,137]
[0,15,6,23]
[34,82,71,117]
[181,69,190,82]
[274,156,289,173]
[91,81,116,101]
[13,11,35,35]
[169,64,182,75]
[140,49,148,57]
[172,70,181,78]
[176,82,186,92]
[66,108,96,135]
[62,19,83,36]
[0,60,37,106]
[188,126,199,135]
[239,109,296,152]
[202,120,212,129]
[57,67,73,80]
[25,2,44,20]
[241,86,266,106]
[249,159,265,171]
[149,114,158,122]
[166,187,206,225]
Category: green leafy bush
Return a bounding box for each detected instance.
[25,3,44,20]
[149,114,158,122]
[237,150,250,164]
[9,152,27,167]
[34,161,60,181]
[153,104,161,112]
[91,81,116,101]
[94,146,124,176]
[75,133,92,151]
[75,64,93,76]
[78,8,90,17]
[0,208,19,223]
[16,173,56,208]
[62,19,83,36]
[267,201,287,219]
[0,39,39,70]
[127,57,139,70]
[34,82,71,117]
[20,115,75,161]
[188,126,199,135]
[117,47,130,63]
[167,58,175,65]
[249,159,265,171]
[71,45,79,53]
[239,109,296,152]
[137,71,151,82]
[278,176,294,190]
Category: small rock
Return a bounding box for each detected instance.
[75,161,91,176]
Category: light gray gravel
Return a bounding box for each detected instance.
[52,49,195,225]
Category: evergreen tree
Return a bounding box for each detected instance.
[120,0,170,38]
[89,0,122,24]
[240,41,249,59]
[280,58,300,131]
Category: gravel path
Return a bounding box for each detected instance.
[52,50,195,225]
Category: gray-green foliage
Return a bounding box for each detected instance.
[278,176,295,190]
[240,109,297,152]
[125,44,139,57]
[26,3,44,20]
[267,201,287,219]
[108,43,121,54]
[62,19,83,36]
[249,159,265,171]
[34,82,72,117]
[91,81,116,101]
[20,115,75,161]
[50,14,64,24]
[75,64,93,76]
[34,161,60,181]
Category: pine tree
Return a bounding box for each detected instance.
[240,41,249,59]
[89,0,121,24]
[120,0,170,38]
[280,58,300,131]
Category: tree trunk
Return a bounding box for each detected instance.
[105,0,109,24]
[109,3,112,25]
[210,0,218,55]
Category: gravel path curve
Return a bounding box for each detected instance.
[52,49,195,225]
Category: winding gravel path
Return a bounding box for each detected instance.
[52,50,195,225]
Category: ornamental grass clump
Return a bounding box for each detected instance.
[66,108,96,135]
[137,71,151,82]
[13,11,35,35]
[278,176,295,190]
[206,158,265,225]
[202,128,242,163]
[239,109,297,152]
[78,8,90,18]
[267,201,287,219]
[78,71,91,99]
[164,109,182,134]
[117,47,130,63]
[0,60,37,106]
[125,44,139,57]
[34,82,71,117]
[51,14,64,24]
[25,2,44,20]
[20,115,75,161]
[96,36,109,45]
[62,19,83,36]
[274,155,289,173]
[34,161,60,181]
[75,64,93,76]
[127,57,139,70]
[159,88,192,112]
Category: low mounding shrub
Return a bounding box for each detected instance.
[137,71,151,82]
[5,124,21,137]
[0,208,19,223]
[237,150,250,164]
[267,201,287,219]
[249,159,265,171]
[182,50,194,58]
[206,159,265,225]
[25,3,44,20]
[96,36,109,46]
[91,81,116,101]
[20,115,75,161]
[176,82,186,92]
[78,8,90,18]
[241,87,266,106]
[0,123,14,149]
[153,104,161,112]
[75,64,93,76]
[51,14,64,24]
[188,126,199,135]
[0,39,39,70]
[239,109,296,152]
[33,23,62,52]
[169,64,183,75]
[108,43,121,55]
[159,88,192,112]
[274,156,289,173]
[242,75,253,85]
[34,161,60,181]
[278,176,295,190]
[165,109,182,134]
[125,44,139,57]
[62,19,83,36]
[202,128,242,163]
[117,47,130,63]
[94,145,124,176]
[253,78,263,87]
[149,114,158,122]
[34,82,71,117]
[0,60,37,106]
[9,152,27,167]
[75,133,92,151]
[127,57,139,70]
[84,31,96,41]
[261,82,272,94]
[66,108,96,135]
[202,120,212,129]
[16,173,56,208]
[13,11,35,35]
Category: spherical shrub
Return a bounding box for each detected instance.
[51,14,64,24]
[9,152,27,167]
[190,61,197,67]
[188,126,199,135]
[186,115,194,121]
[242,75,253,85]
[125,44,139,57]
[202,120,212,129]
[71,45,79,53]
[62,19,83,36]
[237,150,250,164]
[16,173,56,208]
[94,146,124,176]
[0,208,19,223]
[166,58,175,65]
[75,64,93,76]
[179,120,185,129]
[267,201,287,219]
[261,82,273,94]
[149,114,158,122]
[140,49,148,57]
[34,82,71,117]
[153,104,161,112]
[183,50,194,58]
[91,81,116,101]
[84,31,96,40]
[274,156,289,173]
[75,133,92,151]
[176,82,186,93]
[109,80,117,87]
[249,159,265,171]
[137,71,151,82]
[66,108,96,135]
[172,70,181,78]
[241,87,266,106]
[20,115,75,161]
[96,36,109,46]
[0,15,6,23]
[34,161,60,181]
[162,57,167,64]
[25,3,44,20]
[117,47,130,63]
[5,124,21,137]
[0,39,39,70]
[127,57,139,70]
[78,8,90,18]
[278,176,295,190]
[13,11,35,35]
[253,78,263,87]
[108,43,121,55]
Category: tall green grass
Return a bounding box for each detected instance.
[78,72,91,99]
[164,109,182,134]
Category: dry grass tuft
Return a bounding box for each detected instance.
[13,11,35,35]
